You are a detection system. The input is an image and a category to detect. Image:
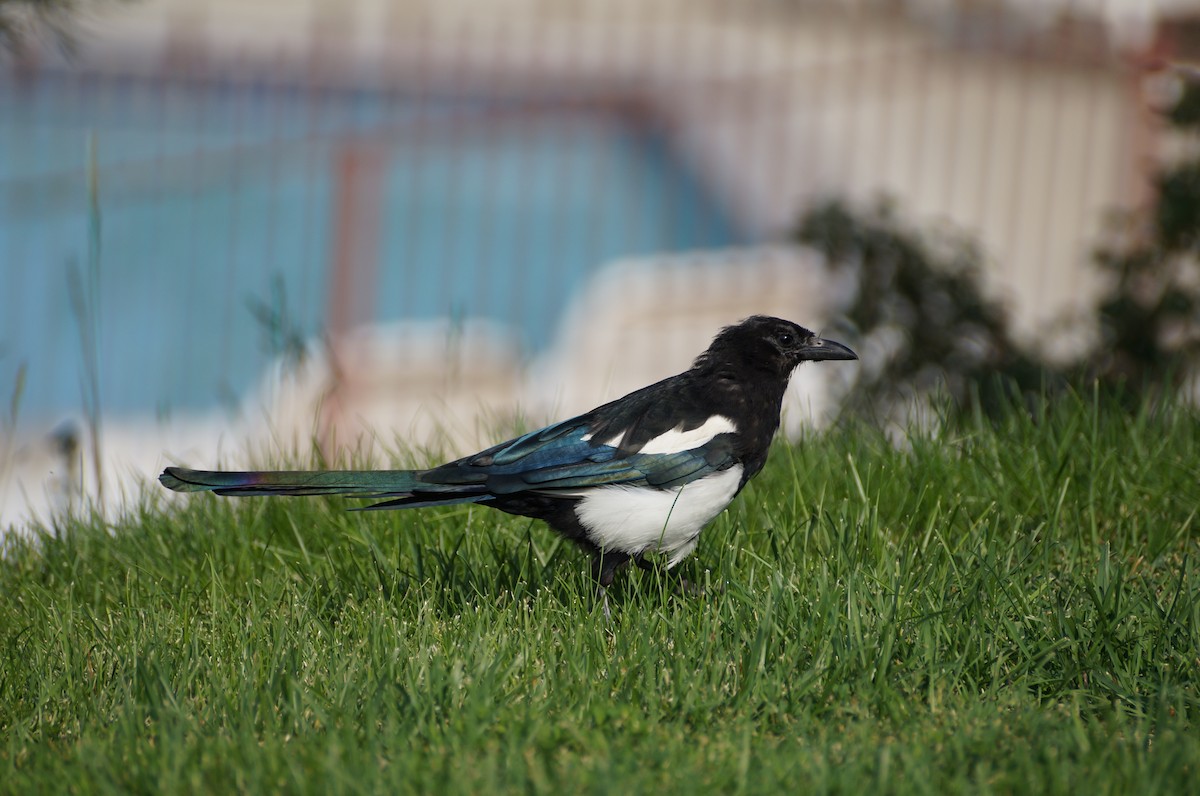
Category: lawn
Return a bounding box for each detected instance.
[2,389,1198,794]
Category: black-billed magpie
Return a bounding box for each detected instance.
[161,316,856,590]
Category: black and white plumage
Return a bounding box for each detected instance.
[161,316,857,589]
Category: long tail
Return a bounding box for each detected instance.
[159,466,488,510]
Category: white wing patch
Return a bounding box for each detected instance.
[579,430,624,446]
[639,414,737,454]
[574,465,743,566]
[586,414,737,453]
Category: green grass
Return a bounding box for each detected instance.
[2,389,1199,794]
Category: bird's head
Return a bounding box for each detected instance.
[698,316,858,379]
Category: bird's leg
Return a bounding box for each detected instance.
[593,549,631,586]
[592,550,631,619]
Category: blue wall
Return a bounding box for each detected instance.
[0,73,742,420]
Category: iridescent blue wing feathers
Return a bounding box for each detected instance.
[159,412,736,510]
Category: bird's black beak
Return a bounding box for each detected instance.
[797,336,858,362]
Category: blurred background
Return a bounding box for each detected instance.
[0,0,1194,529]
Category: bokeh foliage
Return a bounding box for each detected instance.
[796,70,1200,416]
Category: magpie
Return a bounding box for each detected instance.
[160,316,856,593]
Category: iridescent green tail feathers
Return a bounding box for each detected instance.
[158,466,487,510]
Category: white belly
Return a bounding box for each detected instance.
[573,465,744,567]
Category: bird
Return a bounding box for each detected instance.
[160,316,856,598]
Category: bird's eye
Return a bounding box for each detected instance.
[777,332,795,346]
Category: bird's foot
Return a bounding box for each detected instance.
[632,554,709,598]
[597,585,613,621]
